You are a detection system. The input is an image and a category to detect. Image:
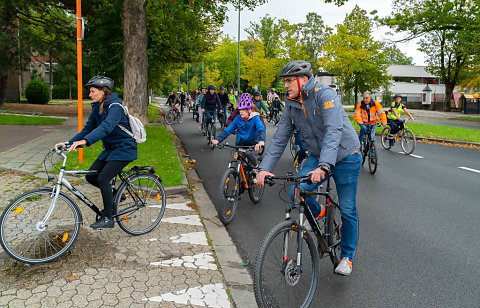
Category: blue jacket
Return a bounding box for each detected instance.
[69,93,138,161]
[216,112,266,145]
[201,92,222,111]
[259,77,359,172]
[253,99,269,114]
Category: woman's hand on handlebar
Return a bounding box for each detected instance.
[54,142,66,150]
[69,140,86,152]
[212,140,219,147]
[256,170,274,186]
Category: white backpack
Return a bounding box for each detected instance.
[109,103,147,143]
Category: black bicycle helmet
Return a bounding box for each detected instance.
[254,91,261,96]
[219,86,225,90]
[208,85,216,90]
[393,94,402,99]
[84,76,114,90]
[279,60,312,78]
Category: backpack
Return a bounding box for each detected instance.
[109,103,147,143]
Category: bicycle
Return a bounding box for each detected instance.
[217,111,226,131]
[0,144,167,264]
[216,144,265,225]
[360,123,381,174]
[202,110,216,145]
[380,118,416,154]
[165,105,183,125]
[253,173,342,308]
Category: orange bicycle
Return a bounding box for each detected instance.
[216,144,265,225]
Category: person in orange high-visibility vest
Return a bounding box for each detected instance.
[354,91,387,144]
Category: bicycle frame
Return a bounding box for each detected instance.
[228,151,251,190]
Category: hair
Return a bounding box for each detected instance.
[363,91,371,97]
[99,87,112,114]
[252,105,260,113]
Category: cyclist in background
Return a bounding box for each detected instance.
[228,88,237,112]
[218,86,229,124]
[201,85,223,136]
[54,76,137,230]
[196,87,206,132]
[256,60,361,276]
[212,93,265,168]
[270,94,284,120]
[387,94,415,146]
[166,90,179,110]
[179,91,186,113]
[354,91,387,144]
[253,91,269,116]
[267,87,277,104]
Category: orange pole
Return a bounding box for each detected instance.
[76,0,83,163]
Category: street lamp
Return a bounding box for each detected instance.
[237,3,241,100]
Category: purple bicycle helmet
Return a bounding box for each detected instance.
[238,93,253,110]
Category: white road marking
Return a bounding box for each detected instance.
[166,202,194,211]
[150,252,217,270]
[398,152,424,158]
[161,215,202,226]
[147,238,158,242]
[170,232,208,246]
[459,167,480,174]
[143,283,231,307]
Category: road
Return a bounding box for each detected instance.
[171,108,480,307]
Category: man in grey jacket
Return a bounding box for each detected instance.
[256,60,362,276]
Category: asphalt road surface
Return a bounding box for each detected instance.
[172,109,480,307]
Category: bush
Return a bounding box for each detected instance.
[25,78,50,104]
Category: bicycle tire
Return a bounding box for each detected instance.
[254,219,319,308]
[216,168,239,225]
[165,110,175,125]
[115,173,166,235]
[177,111,184,124]
[380,127,392,150]
[361,138,368,166]
[0,189,81,264]
[368,144,378,174]
[248,173,265,204]
[327,200,342,267]
[217,113,225,131]
[401,129,416,155]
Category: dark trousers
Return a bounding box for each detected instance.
[86,159,131,218]
[388,119,404,135]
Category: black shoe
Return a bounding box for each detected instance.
[113,188,127,202]
[90,217,114,230]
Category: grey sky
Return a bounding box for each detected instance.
[220,0,426,65]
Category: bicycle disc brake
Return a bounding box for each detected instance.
[284,260,301,286]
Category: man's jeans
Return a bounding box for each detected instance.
[204,110,217,136]
[288,152,361,261]
[358,124,376,143]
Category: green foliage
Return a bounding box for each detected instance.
[0,114,66,125]
[321,5,390,104]
[25,78,50,104]
[384,45,414,65]
[242,41,280,90]
[207,36,245,89]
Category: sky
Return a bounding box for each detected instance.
[220,0,426,65]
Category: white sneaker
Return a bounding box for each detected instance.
[334,257,352,276]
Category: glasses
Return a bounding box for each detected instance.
[283,78,297,84]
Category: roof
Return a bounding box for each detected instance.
[463,94,475,99]
[388,65,436,78]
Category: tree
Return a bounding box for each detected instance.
[321,5,390,104]
[296,12,332,69]
[203,67,223,88]
[207,36,245,90]
[382,0,480,111]
[242,40,279,90]
[384,44,414,65]
[245,14,281,59]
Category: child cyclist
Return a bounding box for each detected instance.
[212,93,265,167]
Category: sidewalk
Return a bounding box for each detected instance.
[0,119,256,307]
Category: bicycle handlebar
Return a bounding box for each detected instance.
[217,143,258,151]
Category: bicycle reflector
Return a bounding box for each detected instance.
[234,152,238,159]
[14,207,24,215]
[62,233,69,243]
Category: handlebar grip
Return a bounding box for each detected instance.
[264,176,275,186]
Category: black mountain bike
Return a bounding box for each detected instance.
[216,144,265,225]
[254,173,342,308]
[202,111,216,145]
[165,106,183,124]
[0,144,166,264]
[360,123,381,174]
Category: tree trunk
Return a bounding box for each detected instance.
[0,2,18,106]
[122,0,148,122]
[49,49,53,100]
[444,82,454,112]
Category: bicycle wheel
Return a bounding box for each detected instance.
[176,111,184,124]
[327,200,342,267]
[217,113,225,130]
[207,122,214,144]
[0,189,81,264]
[380,127,392,150]
[248,173,265,204]
[165,110,175,125]
[217,168,239,225]
[361,138,368,166]
[401,129,416,155]
[254,219,319,308]
[115,173,166,235]
[368,144,378,174]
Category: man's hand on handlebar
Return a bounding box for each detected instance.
[212,140,219,147]
[256,170,274,186]
[308,167,327,183]
[254,143,264,151]
[69,140,86,152]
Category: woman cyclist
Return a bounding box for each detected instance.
[54,76,137,230]
[212,93,266,168]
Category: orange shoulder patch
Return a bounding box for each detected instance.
[324,100,334,109]
[314,87,320,91]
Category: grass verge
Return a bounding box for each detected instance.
[347,115,480,143]
[63,125,184,186]
[0,114,66,125]
[457,116,480,121]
